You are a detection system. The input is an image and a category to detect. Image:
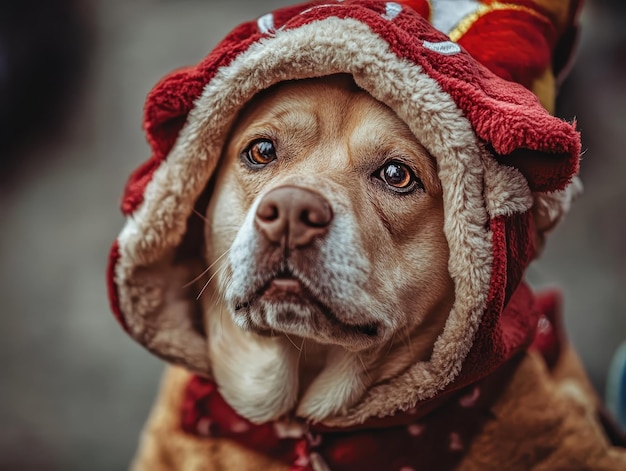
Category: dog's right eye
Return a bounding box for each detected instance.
[241,139,277,168]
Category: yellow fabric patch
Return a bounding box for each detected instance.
[448,2,547,42]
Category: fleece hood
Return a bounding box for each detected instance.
[108,0,582,426]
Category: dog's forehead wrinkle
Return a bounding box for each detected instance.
[244,107,321,148]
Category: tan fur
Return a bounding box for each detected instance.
[131,366,289,471]
[459,348,626,471]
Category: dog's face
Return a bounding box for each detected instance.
[203,74,454,422]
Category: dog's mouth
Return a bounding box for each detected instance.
[233,269,379,340]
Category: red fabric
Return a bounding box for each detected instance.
[447,213,540,393]
[180,288,566,471]
[118,0,580,216]
[457,9,555,88]
[376,4,579,191]
[181,357,521,471]
[394,0,431,18]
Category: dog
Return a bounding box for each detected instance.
[124,74,625,471]
[108,1,626,469]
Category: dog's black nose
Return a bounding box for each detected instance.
[255,186,333,248]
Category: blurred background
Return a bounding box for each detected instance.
[0,0,624,469]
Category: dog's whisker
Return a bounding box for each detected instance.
[284,333,302,352]
[209,284,224,313]
[196,261,229,300]
[192,208,209,224]
[385,330,397,357]
[403,325,414,356]
[357,354,372,382]
[297,338,306,365]
[210,227,241,236]
[193,208,219,225]
[219,305,225,334]
[210,268,231,307]
[183,248,231,288]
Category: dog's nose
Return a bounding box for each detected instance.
[255,186,333,248]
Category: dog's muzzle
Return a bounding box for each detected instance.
[225,183,383,345]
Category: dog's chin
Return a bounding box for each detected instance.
[231,278,381,349]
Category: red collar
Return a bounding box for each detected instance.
[182,358,518,471]
[180,290,562,471]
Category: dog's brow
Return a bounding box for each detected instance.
[241,107,321,148]
[273,108,320,137]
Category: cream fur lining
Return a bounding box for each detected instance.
[482,151,534,218]
[114,16,534,424]
[533,177,582,228]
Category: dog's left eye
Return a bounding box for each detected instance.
[241,139,277,168]
[375,161,423,193]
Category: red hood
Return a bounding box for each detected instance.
[107,0,582,427]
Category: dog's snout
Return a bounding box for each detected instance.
[255,186,333,247]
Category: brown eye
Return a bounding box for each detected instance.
[242,139,277,168]
[376,161,422,193]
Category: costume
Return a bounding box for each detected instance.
[107,1,626,469]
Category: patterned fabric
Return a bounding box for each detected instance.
[182,363,518,471]
[180,289,564,471]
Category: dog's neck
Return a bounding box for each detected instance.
[202,291,453,424]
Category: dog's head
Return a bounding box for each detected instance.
[206,74,453,351]
[108,1,581,427]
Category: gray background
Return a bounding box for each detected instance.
[0,1,624,469]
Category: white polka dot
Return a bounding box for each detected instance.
[422,40,461,55]
[407,424,425,436]
[449,432,464,451]
[257,13,274,34]
[459,386,481,407]
[382,2,403,21]
[273,421,305,439]
[307,432,323,447]
[301,4,337,15]
[230,420,250,433]
[196,417,212,436]
[310,452,331,471]
[537,316,552,334]
[294,454,310,467]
